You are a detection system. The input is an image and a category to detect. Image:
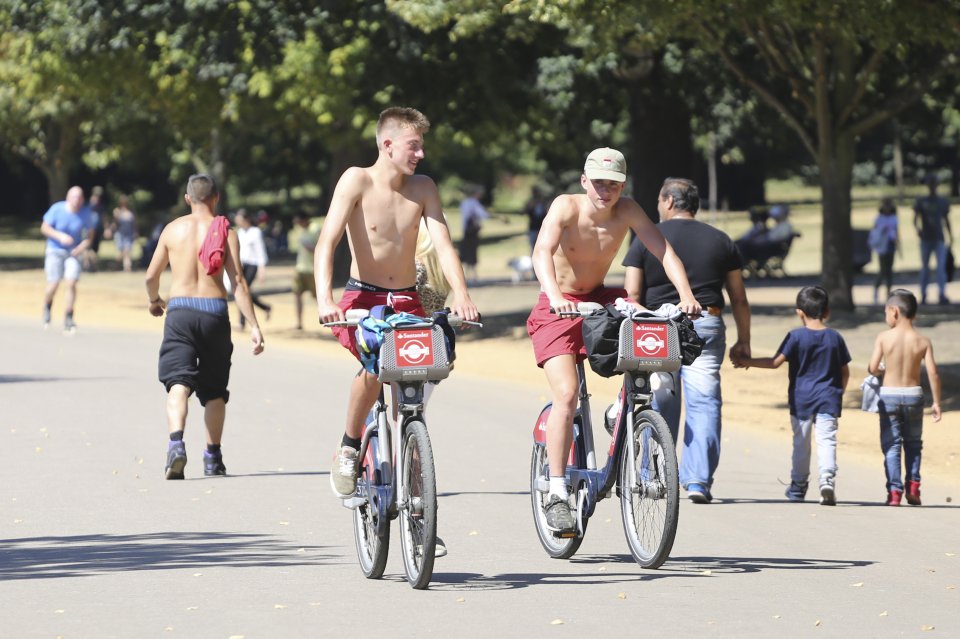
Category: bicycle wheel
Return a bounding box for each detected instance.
[529,443,583,559]
[619,409,679,568]
[397,420,437,589]
[352,437,389,579]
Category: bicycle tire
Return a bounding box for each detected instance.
[397,420,437,589]
[352,437,389,579]
[529,443,583,559]
[619,409,679,569]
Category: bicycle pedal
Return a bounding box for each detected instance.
[556,530,578,539]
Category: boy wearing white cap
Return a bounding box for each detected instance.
[527,147,700,531]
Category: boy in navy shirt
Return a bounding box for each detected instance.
[733,286,850,505]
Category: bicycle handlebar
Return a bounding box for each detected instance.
[554,301,702,319]
[323,310,483,329]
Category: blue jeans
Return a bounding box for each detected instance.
[918,239,947,300]
[878,388,924,492]
[652,314,725,491]
[790,413,838,485]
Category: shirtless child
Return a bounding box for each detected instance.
[868,289,942,506]
[528,148,701,531]
[316,107,479,502]
[145,174,265,479]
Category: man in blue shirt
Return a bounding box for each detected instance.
[40,186,95,331]
[913,175,953,305]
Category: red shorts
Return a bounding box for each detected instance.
[331,288,425,361]
[526,287,629,368]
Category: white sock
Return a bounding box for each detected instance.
[549,476,569,500]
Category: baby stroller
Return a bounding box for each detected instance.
[735,206,800,278]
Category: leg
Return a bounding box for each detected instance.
[878,399,904,493]
[166,384,191,433]
[44,280,60,309]
[330,369,381,498]
[542,354,579,485]
[918,240,934,302]
[790,415,813,485]
[294,290,304,330]
[814,413,838,505]
[64,279,78,316]
[934,241,949,302]
[901,396,924,503]
[675,315,725,495]
[203,398,226,446]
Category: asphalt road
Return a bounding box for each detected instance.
[1,314,957,638]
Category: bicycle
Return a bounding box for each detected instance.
[325,308,481,589]
[530,302,682,568]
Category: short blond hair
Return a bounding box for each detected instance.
[376,107,430,146]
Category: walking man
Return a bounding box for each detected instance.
[913,175,953,305]
[623,177,751,504]
[40,186,95,332]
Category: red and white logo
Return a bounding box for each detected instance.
[395,330,434,367]
[633,323,667,358]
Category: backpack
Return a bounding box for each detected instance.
[581,304,626,378]
[357,305,395,375]
[868,224,892,254]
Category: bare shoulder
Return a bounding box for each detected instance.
[614,196,647,221]
[337,166,371,193]
[547,193,580,221]
[406,174,439,198]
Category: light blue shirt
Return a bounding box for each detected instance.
[43,201,95,251]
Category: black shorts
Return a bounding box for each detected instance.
[158,306,233,406]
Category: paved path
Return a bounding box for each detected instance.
[1,315,957,638]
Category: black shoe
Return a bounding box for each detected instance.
[203,450,227,476]
[544,496,576,532]
[165,441,187,479]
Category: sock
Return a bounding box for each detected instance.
[206,444,221,455]
[549,476,569,500]
[169,430,184,442]
[341,434,362,451]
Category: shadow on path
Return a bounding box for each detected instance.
[0,532,339,580]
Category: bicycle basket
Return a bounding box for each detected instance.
[378,325,452,382]
[616,317,682,373]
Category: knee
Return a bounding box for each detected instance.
[552,385,578,413]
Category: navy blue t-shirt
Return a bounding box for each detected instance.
[777,327,851,419]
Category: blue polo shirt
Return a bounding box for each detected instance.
[777,327,851,419]
[43,201,95,251]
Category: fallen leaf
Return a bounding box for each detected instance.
[550,619,564,625]
[191,497,200,501]
[922,626,935,631]
[297,548,306,552]
[617,592,627,599]
[701,570,712,576]
[36,447,42,453]
[605,518,612,523]
[228,636,246,639]
[55,610,65,614]
[279,521,290,526]
[469,531,479,536]
[947,586,957,590]
[165,627,174,632]
[946,553,956,557]
[309,602,323,606]
[815,620,822,627]
[137,458,144,465]
[598,566,607,572]
[13,519,22,524]
[186,606,198,611]
[850,582,864,587]
[772,615,781,619]
[879,611,888,617]
[274,604,287,609]
[456,597,465,603]
[193,573,202,577]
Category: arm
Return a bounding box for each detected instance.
[225,230,265,354]
[944,206,953,246]
[624,265,644,302]
[40,221,75,247]
[867,336,884,377]
[725,269,752,361]
[144,227,170,316]
[531,197,577,313]
[923,339,941,422]
[423,184,479,322]
[840,363,849,393]
[737,353,787,369]
[314,169,363,323]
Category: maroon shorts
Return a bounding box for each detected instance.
[526,287,629,368]
[331,288,425,361]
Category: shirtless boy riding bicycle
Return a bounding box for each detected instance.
[527,147,700,531]
[315,107,479,499]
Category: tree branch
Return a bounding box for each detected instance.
[837,47,885,128]
[698,22,817,160]
[750,16,815,115]
[848,51,960,138]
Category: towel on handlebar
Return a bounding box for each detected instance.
[613,298,684,320]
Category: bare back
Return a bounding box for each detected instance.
[341,167,434,289]
[158,214,231,299]
[547,194,636,294]
[875,326,934,387]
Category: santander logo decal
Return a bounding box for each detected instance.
[633,323,667,358]
[395,330,434,367]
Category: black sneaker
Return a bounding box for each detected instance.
[165,441,187,480]
[203,450,227,476]
[544,496,576,532]
[785,480,808,502]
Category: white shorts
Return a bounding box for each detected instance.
[45,248,82,282]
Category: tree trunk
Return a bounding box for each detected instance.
[819,132,856,310]
[892,119,905,202]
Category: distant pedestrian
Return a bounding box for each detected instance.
[732,286,850,506]
[84,186,106,272]
[867,289,942,506]
[235,209,272,327]
[523,186,549,251]
[290,211,322,330]
[459,185,490,283]
[111,195,138,273]
[145,173,264,480]
[869,197,900,304]
[40,186,95,332]
[913,175,953,305]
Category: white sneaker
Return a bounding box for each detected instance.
[329,446,359,498]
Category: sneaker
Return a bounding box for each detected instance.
[544,496,576,532]
[434,536,448,558]
[886,489,903,506]
[687,483,713,504]
[785,480,808,502]
[165,441,187,480]
[906,480,922,506]
[819,483,837,506]
[42,306,51,328]
[329,446,359,498]
[939,295,951,306]
[203,450,227,476]
[64,316,77,333]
